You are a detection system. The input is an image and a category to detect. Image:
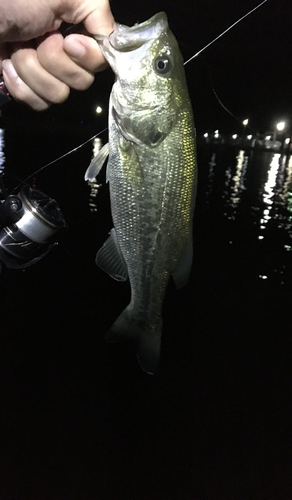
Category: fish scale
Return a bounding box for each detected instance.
[86,12,197,373]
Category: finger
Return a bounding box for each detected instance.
[64,0,115,36]
[63,33,108,73]
[2,59,49,110]
[37,32,96,90]
[82,1,115,36]
[10,42,70,104]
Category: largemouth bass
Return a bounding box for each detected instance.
[85,12,197,374]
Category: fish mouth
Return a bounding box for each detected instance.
[104,12,168,52]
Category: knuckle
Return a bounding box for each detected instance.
[12,87,49,111]
[12,50,37,77]
[37,33,63,71]
[71,72,94,90]
[48,83,70,104]
[10,82,32,102]
[38,50,60,74]
[29,101,50,111]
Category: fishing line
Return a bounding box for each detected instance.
[199,57,259,133]
[17,0,267,186]
[183,0,268,131]
[11,128,107,193]
[183,0,268,65]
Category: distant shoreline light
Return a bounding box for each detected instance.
[276,121,285,131]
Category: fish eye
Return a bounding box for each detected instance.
[154,56,172,75]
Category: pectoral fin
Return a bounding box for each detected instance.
[85,142,109,181]
[172,235,193,289]
[96,228,128,281]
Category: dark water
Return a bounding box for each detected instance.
[0,125,292,499]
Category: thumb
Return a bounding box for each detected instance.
[80,1,115,36]
[64,33,108,72]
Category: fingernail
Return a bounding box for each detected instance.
[2,59,18,80]
[64,37,86,58]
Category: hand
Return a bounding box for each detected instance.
[0,0,115,110]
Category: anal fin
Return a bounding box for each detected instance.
[96,228,128,281]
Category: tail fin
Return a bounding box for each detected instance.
[106,306,162,375]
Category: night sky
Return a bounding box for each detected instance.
[4,0,291,137]
[105,0,292,135]
[109,0,292,136]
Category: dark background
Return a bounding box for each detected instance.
[111,0,292,133]
[112,0,292,135]
[0,1,292,498]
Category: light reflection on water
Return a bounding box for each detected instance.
[259,153,281,238]
[205,149,292,224]
[230,150,248,208]
[206,149,249,215]
[282,156,292,201]
[202,147,292,283]
[206,152,216,204]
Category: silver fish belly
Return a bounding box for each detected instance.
[85,12,197,374]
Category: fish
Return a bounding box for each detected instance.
[85,12,197,374]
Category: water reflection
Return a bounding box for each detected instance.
[230,150,248,208]
[282,156,292,250]
[282,156,292,201]
[88,137,103,213]
[202,147,292,283]
[205,149,292,228]
[206,152,216,204]
[205,149,249,221]
[259,153,281,238]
